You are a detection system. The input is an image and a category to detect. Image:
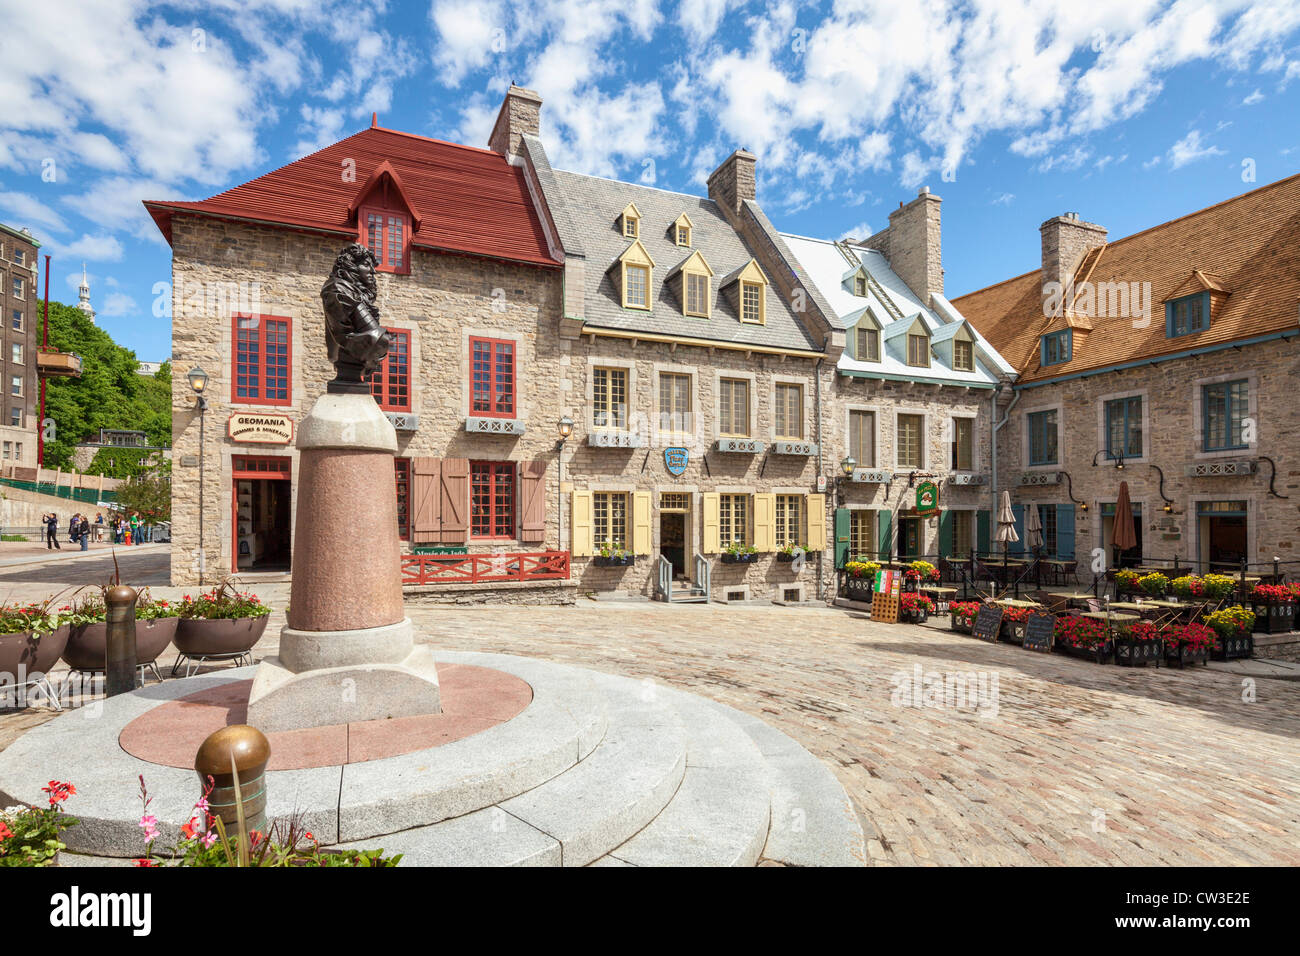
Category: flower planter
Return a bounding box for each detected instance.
[841,576,875,601]
[592,555,634,567]
[901,609,928,624]
[1165,643,1210,668]
[1251,600,1296,634]
[62,617,179,672]
[950,616,973,634]
[1115,635,1163,667]
[721,552,758,565]
[1057,640,1114,664]
[1211,631,1254,661]
[0,625,70,682]
[998,621,1025,644]
[174,614,269,658]
[776,552,798,563]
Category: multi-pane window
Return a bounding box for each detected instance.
[11,310,21,332]
[1028,409,1058,465]
[623,215,638,238]
[592,367,628,429]
[676,224,690,246]
[719,494,748,547]
[10,376,21,397]
[740,281,763,324]
[12,277,22,299]
[685,273,709,316]
[394,458,411,540]
[9,408,20,427]
[951,417,973,470]
[775,383,802,439]
[470,337,514,418]
[953,339,974,371]
[658,372,692,434]
[952,511,972,557]
[775,494,802,548]
[470,461,515,540]
[1203,379,1249,451]
[1,443,8,460]
[13,249,23,265]
[10,344,21,365]
[853,275,867,296]
[719,377,749,437]
[897,414,924,469]
[368,328,410,411]
[1037,504,1059,556]
[848,409,875,467]
[624,264,649,308]
[362,208,407,271]
[1041,329,1071,366]
[1167,292,1208,337]
[856,326,880,362]
[233,315,290,405]
[907,333,930,367]
[849,510,874,560]
[1105,397,1143,459]
[593,492,628,549]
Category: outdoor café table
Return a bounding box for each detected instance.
[1080,611,1140,624]
[1048,591,1093,608]
[993,598,1042,609]
[921,586,959,612]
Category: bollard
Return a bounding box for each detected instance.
[104,585,138,697]
[195,725,270,835]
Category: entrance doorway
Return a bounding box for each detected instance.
[898,516,922,560]
[658,492,691,580]
[1197,500,1247,572]
[233,456,292,573]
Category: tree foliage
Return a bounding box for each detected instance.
[111,453,172,523]
[39,300,170,473]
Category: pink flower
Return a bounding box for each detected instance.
[201,831,217,848]
[139,814,159,844]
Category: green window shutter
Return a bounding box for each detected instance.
[834,508,851,568]
[877,510,892,560]
[976,510,990,555]
[938,510,953,557]
[1011,504,1025,555]
[1056,504,1075,560]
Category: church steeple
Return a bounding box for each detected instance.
[77,263,95,324]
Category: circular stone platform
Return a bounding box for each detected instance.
[120,664,533,771]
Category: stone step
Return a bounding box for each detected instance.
[498,671,688,866]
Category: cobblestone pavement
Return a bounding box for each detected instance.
[2,583,1297,866]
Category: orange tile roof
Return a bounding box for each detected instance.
[144,125,559,268]
[952,173,1300,383]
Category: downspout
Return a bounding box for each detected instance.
[815,356,824,601]
[990,378,1020,518]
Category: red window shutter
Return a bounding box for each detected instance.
[440,458,470,543]
[518,461,547,543]
[411,458,442,544]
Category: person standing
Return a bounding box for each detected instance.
[78,514,91,551]
[129,512,140,546]
[45,512,60,550]
[94,512,104,542]
[68,513,78,544]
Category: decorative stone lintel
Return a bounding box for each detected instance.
[1019,471,1061,485]
[588,430,645,448]
[850,469,893,483]
[1183,459,1256,477]
[465,416,525,435]
[772,440,819,457]
[386,412,420,431]
[715,438,766,454]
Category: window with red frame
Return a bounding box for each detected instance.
[361,207,409,272]
[394,458,411,540]
[368,328,410,411]
[232,315,290,405]
[470,461,515,539]
[470,337,515,418]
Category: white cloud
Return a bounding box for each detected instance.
[1242,89,1265,105]
[0,190,67,234]
[990,193,1015,206]
[43,233,125,263]
[1168,129,1226,168]
[430,0,508,85]
[838,222,873,240]
[60,176,181,241]
[100,291,137,318]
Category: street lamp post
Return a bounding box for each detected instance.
[187,366,209,585]
[556,416,574,553]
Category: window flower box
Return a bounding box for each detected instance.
[720,552,758,565]
[592,554,634,568]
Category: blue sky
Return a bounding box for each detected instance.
[2,0,1298,360]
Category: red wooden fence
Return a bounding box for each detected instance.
[401,550,571,586]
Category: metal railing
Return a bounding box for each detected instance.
[0,476,118,504]
[656,555,672,602]
[694,554,711,604]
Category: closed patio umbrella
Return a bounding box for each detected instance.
[1112,480,1137,557]
[995,491,1019,552]
[1024,503,1044,553]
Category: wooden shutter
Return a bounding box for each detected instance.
[440,458,470,543]
[631,491,652,555]
[833,508,850,568]
[1056,504,1075,561]
[877,509,893,559]
[976,510,990,555]
[1011,504,1025,555]
[806,494,826,551]
[571,491,593,557]
[702,493,720,554]
[753,493,776,552]
[411,458,442,544]
[518,461,548,543]
[938,510,953,557]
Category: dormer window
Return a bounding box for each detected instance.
[672,212,693,247]
[619,203,642,239]
[741,282,763,324]
[1166,291,1209,337]
[667,250,713,318]
[613,239,655,311]
[361,207,409,272]
[853,274,867,296]
[953,339,974,371]
[720,259,768,325]
[906,332,930,368]
[1041,329,1071,366]
[856,326,880,362]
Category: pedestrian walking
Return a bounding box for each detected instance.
[44,512,60,550]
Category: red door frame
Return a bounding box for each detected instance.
[232,455,291,573]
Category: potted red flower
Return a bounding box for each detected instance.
[1115,620,1165,667]
[0,600,69,702]
[998,606,1032,643]
[1250,584,1296,634]
[1053,614,1112,663]
[174,583,271,668]
[61,591,181,676]
[899,592,935,623]
[1164,622,1214,668]
[949,600,981,634]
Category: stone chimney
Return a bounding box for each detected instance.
[488,85,543,159]
[707,149,757,221]
[886,187,943,306]
[1040,212,1107,291]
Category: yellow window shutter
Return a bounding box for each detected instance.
[753,493,776,552]
[702,493,720,554]
[571,490,593,557]
[806,494,827,551]
[631,491,652,555]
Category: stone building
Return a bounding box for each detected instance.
[781,189,1018,572]
[0,223,40,468]
[954,174,1300,577]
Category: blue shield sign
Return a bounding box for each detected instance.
[664,447,689,477]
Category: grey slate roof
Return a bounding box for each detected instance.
[520,136,819,352]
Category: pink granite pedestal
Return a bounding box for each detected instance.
[246,392,440,733]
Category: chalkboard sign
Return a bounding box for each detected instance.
[972,605,1003,643]
[1022,612,1055,653]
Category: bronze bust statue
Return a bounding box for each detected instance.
[320,243,391,393]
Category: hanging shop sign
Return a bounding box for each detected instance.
[228,413,294,445]
[664,447,689,477]
[915,480,940,517]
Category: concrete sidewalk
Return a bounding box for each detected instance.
[0,539,168,569]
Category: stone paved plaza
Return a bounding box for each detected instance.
[1,553,1297,866]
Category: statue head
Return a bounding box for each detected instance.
[330,242,379,298]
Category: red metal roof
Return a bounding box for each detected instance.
[144,126,559,268]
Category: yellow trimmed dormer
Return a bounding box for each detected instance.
[672,250,714,318]
[619,202,642,239]
[722,259,768,325]
[614,239,656,310]
[672,212,694,247]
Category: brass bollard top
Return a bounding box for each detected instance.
[195,724,271,777]
[105,585,137,607]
